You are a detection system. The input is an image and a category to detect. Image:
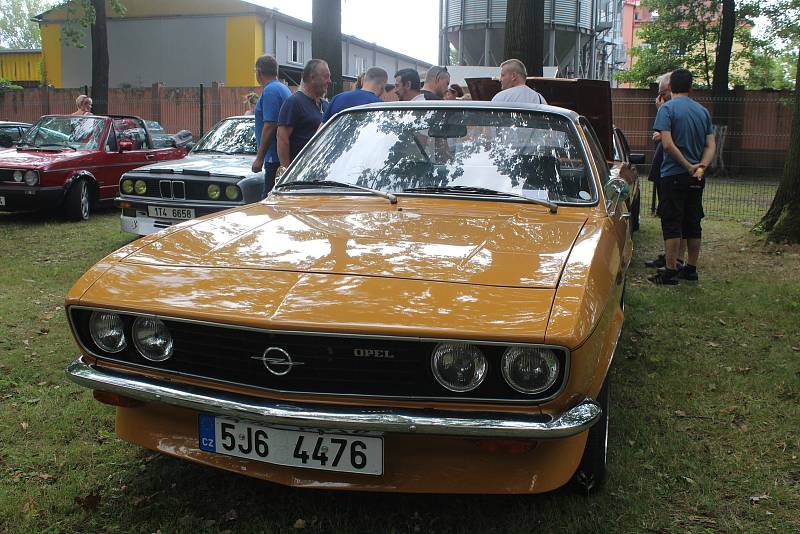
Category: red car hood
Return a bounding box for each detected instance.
[0,148,88,169]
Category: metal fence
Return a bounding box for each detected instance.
[0,85,784,222]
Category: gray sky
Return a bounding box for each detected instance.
[249,0,441,64]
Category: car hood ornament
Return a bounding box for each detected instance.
[251,347,304,376]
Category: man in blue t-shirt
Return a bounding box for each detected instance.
[252,55,292,195]
[277,59,331,167]
[322,67,387,123]
[649,68,716,285]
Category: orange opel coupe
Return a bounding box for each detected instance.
[65,101,633,494]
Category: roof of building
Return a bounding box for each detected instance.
[34,0,431,69]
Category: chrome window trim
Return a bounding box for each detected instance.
[67,305,571,405]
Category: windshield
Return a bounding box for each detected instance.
[279,109,596,204]
[193,118,256,155]
[21,116,105,150]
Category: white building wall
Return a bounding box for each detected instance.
[60,17,226,87]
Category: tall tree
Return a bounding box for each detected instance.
[0,0,53,48]
[504,0,544,76]
[758,0,800,242]
[61,0,125,115]
[311,0,342,97]
[712,0,736,95]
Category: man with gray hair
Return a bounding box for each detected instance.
[322,66,387,122]
[277,59,331,167]
[420,66,450,100]
[491,59,547,104]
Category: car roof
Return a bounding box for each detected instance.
[340,100,581,122]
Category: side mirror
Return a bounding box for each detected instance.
[629,153,645,165]
[118,139,134,152]
[605,177,630,213]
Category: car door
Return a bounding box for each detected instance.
[97,118,157,200]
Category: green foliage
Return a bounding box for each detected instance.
[746,48,796,90]
[0,0,54,48]
[0,77,23,92]
[617,0,758,89]
[61,0,126,48]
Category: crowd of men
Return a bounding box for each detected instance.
[250,55,712,283]
[250,54,548,192]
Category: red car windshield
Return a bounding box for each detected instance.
[20,117,106,150]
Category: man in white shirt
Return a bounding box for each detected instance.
[491,59,547,105]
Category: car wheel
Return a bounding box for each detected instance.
[572,373,609,494]
[65,178,91,221]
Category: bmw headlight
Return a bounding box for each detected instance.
[207,184,221,200]
[89,312,127,353]
[501,347,560,394]
[13,170,23,182]
[225,185,240,200]
[121,179,134,194]
[431,343,487,392]
[132,316,173,362]
[24,170,39,186]
[134,180,147,195]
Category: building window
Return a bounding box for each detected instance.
[355,56,366,75]
[288,39,304,65]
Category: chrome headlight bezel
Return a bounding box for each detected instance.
[132,316,174,362]
[501,346,561,395]
[24,170,39,186]
[430,342,488,393]
[88,311,127,354]
[13,170,23,182]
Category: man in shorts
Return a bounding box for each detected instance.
[649,69,715,285]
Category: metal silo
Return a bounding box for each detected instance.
[439,0,624,81]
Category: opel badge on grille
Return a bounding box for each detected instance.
[251,347,304,376]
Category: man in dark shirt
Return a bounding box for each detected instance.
[322,67,387,123]
[277,59,331,167]
[420,66,449,100]
[649,69,715,285]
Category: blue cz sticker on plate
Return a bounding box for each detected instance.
[198,414,216,452]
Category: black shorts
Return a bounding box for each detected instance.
[659,173,705,240]
[264,162,280,196]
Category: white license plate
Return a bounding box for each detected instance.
[198,414,383,475]
[147,205,195,220]
[0,196,5,206]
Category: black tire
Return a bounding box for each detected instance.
[65,178,91,221]
[572,374,610,494]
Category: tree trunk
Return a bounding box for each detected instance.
[759,48,800,243]
[712,0,735,96]
[504,0,544,76]
[90,0,109,115]
[312,0,342,97]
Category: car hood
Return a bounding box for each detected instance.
[123,197,587,289]
[136,153,256,178]
[0,148,88,168]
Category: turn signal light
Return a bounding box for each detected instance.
[93,390,144,408]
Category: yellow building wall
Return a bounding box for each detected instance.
[0,52,42,82]
[225,15,264,87]
[41,24,62,87]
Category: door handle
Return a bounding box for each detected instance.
[146,154,155,160]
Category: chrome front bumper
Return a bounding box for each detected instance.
[66,357,600,439]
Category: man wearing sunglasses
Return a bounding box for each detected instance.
[420,66,450,100]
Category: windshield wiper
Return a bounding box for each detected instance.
[402,185,558,213]
[193,148,233,154]
[274,179,397,204]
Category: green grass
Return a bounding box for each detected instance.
[1,206,799,534]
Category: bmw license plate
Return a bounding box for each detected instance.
[148,205,195,219]
[198,414,383,475]
[0,196,5,206]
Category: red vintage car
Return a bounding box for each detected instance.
[0,115,190,220]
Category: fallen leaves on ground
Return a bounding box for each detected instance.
[75,491,102,511]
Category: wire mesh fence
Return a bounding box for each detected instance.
[0,85,785,222]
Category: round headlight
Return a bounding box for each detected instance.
[225,185,239,200]
[132,316,173,362]
[121,179,134,194]
[501,347,560,394]
[89,312,127,353]
[13,170,23,182]
[24,170,39,186]
[207,184,221,200]
[431,343,487,392]
[134,180,147,195]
